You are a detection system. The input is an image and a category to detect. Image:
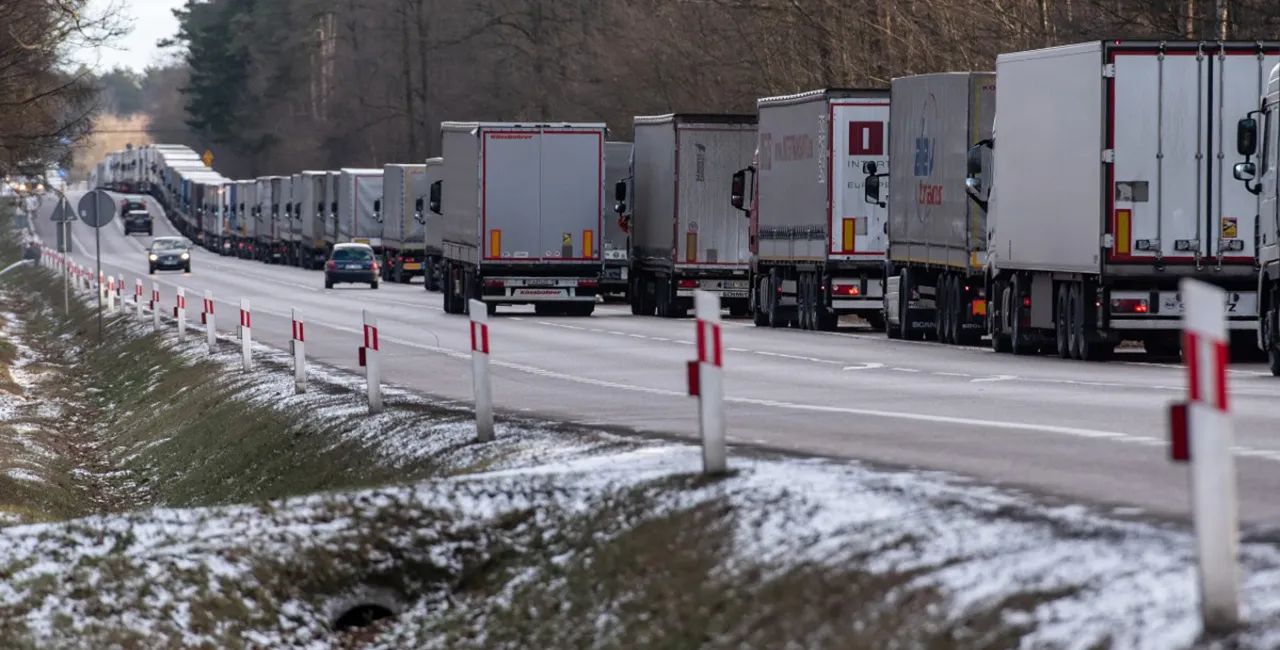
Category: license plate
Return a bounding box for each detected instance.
[345,264,362,269]
[404,263,422,270]
[722,281,747,289]
[1160,293,1247,315]
[525,280,555,287]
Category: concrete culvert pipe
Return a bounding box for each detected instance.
[326,586,404,633]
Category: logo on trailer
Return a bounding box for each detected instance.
[695,144,707,182]
[848,121,885,156]
[914,93,943,221]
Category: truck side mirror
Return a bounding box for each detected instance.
[863,174,883,207]
[862,161,878,175]
[730,170,746,211]
[429,180,442,214]
[373,199,381,213]
[1233,161,1258,182]
[330,201,337,216]
[1237,117,1258,156]
[317,202,324,213]
[614,180,627,202]
[414,197,424,212]
[966,144,983,178]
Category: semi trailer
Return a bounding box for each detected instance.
[296,171,329,268]
[439,121,606,316]
[623,113,755,318]
[732,88,892,329]
[973,40,1277,360]
[338,168,384,257]
[864,72,994,343]
[381,163,429,283]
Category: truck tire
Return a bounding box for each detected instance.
[797,274,812,330]
[1055,284,1071,359]
[898,270,919,340]
[936,275,950,342]
[751,278,768,327]
[990,283,1010,353]
[766,276,786,328]
[1270,347,1280,377]
[1010,276,1033,355]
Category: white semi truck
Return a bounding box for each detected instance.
[864,72,994,344]
[623,114,755,318]
[439,122,606,316]
[973,40,1275,360]
[1231,59,1280,374]
[296,171,330,269]
[732,88,892,329]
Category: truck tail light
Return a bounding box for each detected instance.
[832,283,860,296]
[678,279,698,289]
[578,279,598,288]
[484,280,503,288]
[1111,298,1149,314]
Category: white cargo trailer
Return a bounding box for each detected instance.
[338,169,384,254]
[422,157,444,291]
[601,141,633,299]
[322,171,341,256]
[439,121,606,316]
[381,163,430,283]
[975,40,1276,360]
[623,114,755,318]
[1230,59,1280,374]
[296,171,329,268]
[233,180,255,258]
[731,88,892,330]
[866,72,994,344]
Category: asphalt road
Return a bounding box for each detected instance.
[34,190,1280,525]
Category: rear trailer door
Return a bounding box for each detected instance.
[1108,42,1280,267]
[539,128,603,261]
[482,129,542,260]
[830,100,890,260]
[675,122,754,266]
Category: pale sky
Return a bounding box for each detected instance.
[73,0,187,72]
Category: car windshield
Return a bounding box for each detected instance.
[151,240,186,252]
[332,248,373,261]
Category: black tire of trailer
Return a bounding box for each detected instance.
[750,275,768,326]
[989,278,1010,353]
[936,275,949,342]
[1055,284,1071,359]
[766,271,787,328]
[897,270,919,340]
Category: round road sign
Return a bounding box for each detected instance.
[77,190,117,228]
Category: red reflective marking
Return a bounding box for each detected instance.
[1213,339,1228,411]
[1184,331,1200,403]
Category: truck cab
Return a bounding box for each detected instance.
[1231,62,1280,374]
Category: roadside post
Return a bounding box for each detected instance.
[202,290,216,352]
[1168,278,1239,633]
[106,276,116,312]
[359,310,382,413]
[175,287,187,340]
[689,290,727,475]
[135,280,144,320]
[468,299,494,442]
[239,299,252,371]
[291,309,306,393]
[151,284,160,331]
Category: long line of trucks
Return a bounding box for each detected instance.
[91,39,1280,375]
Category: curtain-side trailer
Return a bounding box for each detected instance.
[381,163,430,283]
[601,141,633,300]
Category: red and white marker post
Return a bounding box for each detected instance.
[1169,278,1239,633]
[151,284,161,331]
[106,276,116,312]
[291,309,306,393]
[135,279,144,320]
[468,299,494,442]
[202,290,216,351]
[359,309,382,413]
[688,290,727,475]
[239,299,252,371]
[175,288,187,340]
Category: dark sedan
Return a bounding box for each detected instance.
[324,243,379,289]
[148,237,192,274]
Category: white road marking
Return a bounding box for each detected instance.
[971,375,1017,383]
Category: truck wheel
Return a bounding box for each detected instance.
[936,275,950,342]
[1270,347,1280,377]
[1055,284,1071,359]
[990,284,1010,353]
[1010,277,1033,355]
[751,278,768,326]
[898,270,919,340]
[949,280,966,344]
[629,275,644,315]
[766,277,786,328]
[796,274,811,330]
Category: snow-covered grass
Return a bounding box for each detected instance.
[1,237,1279,648]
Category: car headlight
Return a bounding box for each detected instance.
[149,254,158,261]
[180,253,189,259]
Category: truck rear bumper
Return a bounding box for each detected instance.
[1107,289,1257,330]
[481,276,598,302]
